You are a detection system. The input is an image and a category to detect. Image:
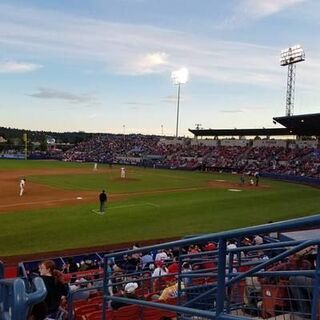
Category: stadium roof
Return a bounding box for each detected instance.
[189,113,320,137]
[188,128,291,137]
[273,113,320,136]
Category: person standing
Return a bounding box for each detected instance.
[240,173,245,185]
[120,167,126,179]
[29,260,69,320]
[99,190,107,214]
[19,178,26,196]
[254,171,260,186]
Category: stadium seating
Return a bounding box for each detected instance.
[1,214,320,320]
[59,134,320,180]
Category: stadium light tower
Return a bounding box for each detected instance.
[280,44,305,116]
[171,67,189,137]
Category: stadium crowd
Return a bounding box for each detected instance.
[58,135,320,179]
[22,236,317,320]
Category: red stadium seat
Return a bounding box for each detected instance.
[81,309,113,320]
[142,306,166,320]
[73,299,90,308]
[88,295,103,304]
[74,303,101,320]
[160,298,177,318]
[112,304,141,320]
[261,280,289,318]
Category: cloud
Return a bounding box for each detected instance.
[28,88,97,104]
[0,3,318,91]
[135,52,168,74]
[89,113,97,119]
[220,109,244,113]
[217,0,307,29]
[161,95,179,103]
[241,0,306,19]
[124,101,151,106]
[0,60,42,73]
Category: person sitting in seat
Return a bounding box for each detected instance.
[158,278,185,301]
[111,282,140,310]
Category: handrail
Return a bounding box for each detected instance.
[101,214,320,320]
[103,213,320,259]
[0,261,4,279]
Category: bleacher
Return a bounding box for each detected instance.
[58,134,320,182]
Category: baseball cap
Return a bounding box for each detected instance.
[124,282,138,293]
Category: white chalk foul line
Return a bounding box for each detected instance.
[0,197,87,209]
[146,202,159,208]
[92,209,105,215]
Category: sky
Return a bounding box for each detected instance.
[0,0,319,137]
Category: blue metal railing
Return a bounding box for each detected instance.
[100,213,320,320]
[0,262,4,280]
[0,267,47,320]
[2,214,320,320]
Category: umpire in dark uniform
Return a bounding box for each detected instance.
[99,190,107,214]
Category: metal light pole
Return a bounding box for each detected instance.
[23,133,27,160]
[122,124,126,144]
[280,45,305,116]
[175,83,181,138]
[171,68,189,137]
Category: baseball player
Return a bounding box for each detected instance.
[19,178,26,196]
[120,167,126,179]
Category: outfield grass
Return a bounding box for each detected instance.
[0,160,319,257]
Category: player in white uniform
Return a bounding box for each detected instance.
[19,178,26,196]
[93,163,98,171]
[120,167,126,179]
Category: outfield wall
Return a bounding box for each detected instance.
[261,172,320,186]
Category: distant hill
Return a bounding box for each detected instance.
[0,126,100,145]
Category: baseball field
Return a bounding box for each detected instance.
[0,159,320,258]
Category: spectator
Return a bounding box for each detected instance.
[69,278,91,301]
[181,262,192,286]
[29,260,69,320]
[111,282,140,310]
[158,279,185,301]
[155,249,168,262]
[152,260,168,278]
[62,257,78,274]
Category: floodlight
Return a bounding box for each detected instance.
[280,44,306,116]
[280,44,305,66]
[171,67,189,137]
[171,67,189,85]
